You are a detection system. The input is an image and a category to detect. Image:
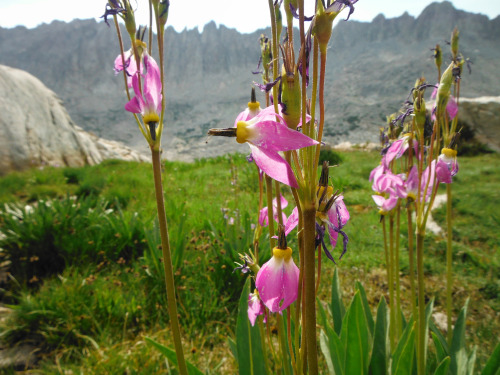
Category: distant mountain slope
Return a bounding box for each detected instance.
[0,1,498,160]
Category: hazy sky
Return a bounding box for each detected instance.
[0,0,498,33]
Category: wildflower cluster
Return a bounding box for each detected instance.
[368,27,467,375]
[208,2,357,373]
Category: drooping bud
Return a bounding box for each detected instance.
[451,27,459,60]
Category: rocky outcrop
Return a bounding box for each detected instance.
[0,64,148,175]
[459,97,500,152]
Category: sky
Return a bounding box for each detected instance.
[0,0,499,33]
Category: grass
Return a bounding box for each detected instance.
[0,150,498,373]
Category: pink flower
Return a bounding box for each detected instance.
[124,54,162,127]
[259,195,288,226]
[255,246,299,313]
[436,148,459,184]
[372,193,399,215]
[248,290,266,326]
[383,135,418,170]
[235,106,318,187]
[234,101,262,126]
[114,49,142,88]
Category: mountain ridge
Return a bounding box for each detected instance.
[0,1,498,160]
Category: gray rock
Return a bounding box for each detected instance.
[459,97,500,152]
[0,64,148,175]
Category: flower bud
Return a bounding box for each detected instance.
[157,0,170,29]
[281,64,302,129]
[414,95,426,134]
[451,27,459,59]
[433,44,442,71]
[312,2,338,54]
[122,0,136,37]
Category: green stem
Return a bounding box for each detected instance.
[258,319,271,375]
[395,204,402,339]
[407,205,417,321]
[303,206,318,375]
[389,215,396,350]
[278,314,291,375]
[446,183,453,344]
[151,149,188,375]
[416,232,426,375]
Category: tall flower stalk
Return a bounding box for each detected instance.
[104,1,188,374]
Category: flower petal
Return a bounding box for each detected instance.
[255,256,285,313]
[249,144,298,188]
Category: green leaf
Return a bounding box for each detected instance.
[320,325,345,375]
[391,322,416,375]
[424,299,435,367]
[434,357,451,375]
[331,267,345,335]
[227,337,238,362]
[318,297,331,331]
[429,319,449,357]
[343,291,371,375]
[480,340,500,375]
[467,346,477,375]
[369,296,389,375]
[235,277,267,375]
[450,299,469,375]
[432,331,448,364]
[355,281,375,337]
[145,337,204,375]
[320,329,335,375]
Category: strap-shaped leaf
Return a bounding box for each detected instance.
[369,296,389,375]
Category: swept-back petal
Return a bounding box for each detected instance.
[249,120,318,152]
[284,206,299,236]
[255,256,285,313]
[281,258,300,310]
[249,144,298,188]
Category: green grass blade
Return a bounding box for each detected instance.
[355,281,375,337]
[320,329,335,375]
[391,321,416,375]
[450,299,469,375]
[467,346,477,375]
[331,268,345,335]
[145,337,204,375]
[434,357,451,375]
[424,298,435,367]
[320,325,345,375]
[369,296,389,375]
[480,340,500,375]
[235,277,267,375]
[432,331,448,364]
[343,291,371,375]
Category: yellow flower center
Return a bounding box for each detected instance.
[441,148,457,158]
[143,113,160,125]
[236,121,253,144]
[247,101,260,111]
[272,247,292,261]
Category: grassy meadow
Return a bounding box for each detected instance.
[0,150,498,373]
